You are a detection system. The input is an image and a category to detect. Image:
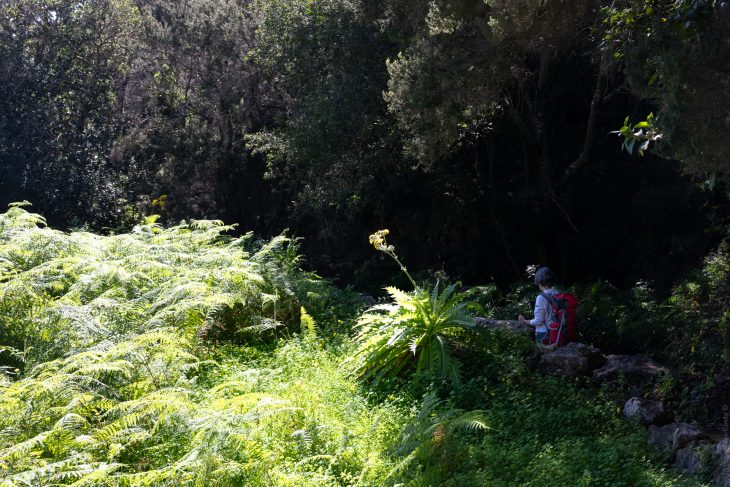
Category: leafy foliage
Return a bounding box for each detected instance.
[602,0,730,173]
[384,394,488,482]
[612,112,664,156]
[383,0,599,166]
[0,205,374,485]
[0,204,302,366]
[378,361,703,486]
[576,280,670,353]
[352,283,477,386]
[0,0,141,226]
[464,377,702,487]
[118,0,265,221]
[668,242,730,374]
[0,205,707,486]
[248,0,400,217]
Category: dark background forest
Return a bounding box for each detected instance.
[2,0,730,293]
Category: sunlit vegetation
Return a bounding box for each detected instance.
[0,204,404,485]
[0,206,708,485]
[1,0,729,484]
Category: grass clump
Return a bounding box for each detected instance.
[384,375,705,486]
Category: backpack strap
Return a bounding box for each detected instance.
[540,292,567,344]
[539,292,558,322]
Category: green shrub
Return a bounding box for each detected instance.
[668,242,730,374]
[570,243,730,375]
[0,205,381,485]
[385,375,705,487]
[351,283,476,386]
[0,206,338,368]
[576,280,670,353]
[492,281,537,320]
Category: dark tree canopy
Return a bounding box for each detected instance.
[1,0,729,290]
[0,0,140,226]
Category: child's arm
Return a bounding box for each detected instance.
[529,295,547,326]
[519,295,547,326]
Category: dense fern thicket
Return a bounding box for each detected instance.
[0,203,328,367]
[0,206,708,486]
[0,204,398,485]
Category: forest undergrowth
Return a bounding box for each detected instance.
[0,205,709,486]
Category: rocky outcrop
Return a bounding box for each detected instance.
[475,318,534,337]
[592,354,669,395]
[675,441,712,474]
[648,422,703,451]
[623,397,672,426]
[538,342,606,377]
[713,438,730,487]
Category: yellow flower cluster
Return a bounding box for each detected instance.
[369,229,388,250]
[368,229,393,252]
[368,228,416,288]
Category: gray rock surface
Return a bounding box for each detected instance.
[714,437,730,458]
[475,318,534,337]
[592,354,669,395]
[673,423,703,450]
[648,422,703,451]
[538,342,606,377]
[623,397,671,425]
[713,438,730,487]
[675,441,711,475]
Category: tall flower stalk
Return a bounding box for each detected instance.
[369,229,418,289]
[354,230,476,385]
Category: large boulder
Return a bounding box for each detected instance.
[675,441,712,475]
[713,438,730,487]
[623,397,672,426]
[475,318,534,337]
[648,422,703,452]
[592,354,670,395]
[538,342,606,377]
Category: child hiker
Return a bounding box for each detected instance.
[518,266,560,345]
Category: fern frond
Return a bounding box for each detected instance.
[443,410,490,432]
[0,431,51,462]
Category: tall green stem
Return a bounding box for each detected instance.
[387,251,418,290]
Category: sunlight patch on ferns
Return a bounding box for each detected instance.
[0,206,307,365]
[0,206,349,486]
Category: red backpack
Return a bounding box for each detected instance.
[540,292,578,346]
